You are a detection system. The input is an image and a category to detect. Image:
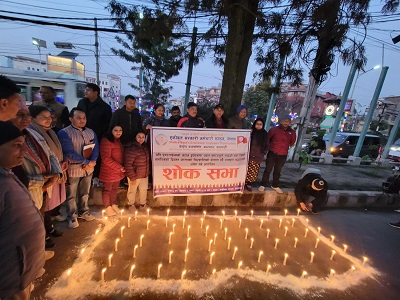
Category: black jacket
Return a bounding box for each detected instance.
[177,114,205,128]
[295,173,328,206]
[109,106,143,145]
[77,97,112,140]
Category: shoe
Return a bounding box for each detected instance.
[45,251,55,261]
[54,215,67,222]
[389,222,400,228]
[78,213,95,221]
[395,209,400,213]
[49,229,63,237]
[245,184,252,191]
[271,186,283,194]
[45,237,55,249]
[35,268,45,279]
[258,185,265,192]
[68,219,79,229]
[112,204,121,214]
[105,206,116,217]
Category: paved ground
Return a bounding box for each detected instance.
[32,207,400,300]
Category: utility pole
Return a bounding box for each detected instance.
[94,18,100,86]
[184,26,197,109]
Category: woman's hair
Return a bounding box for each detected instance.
[105,124,123,142]
[28,105,51,118]
[251,117,265,130]
[153,103,165,114]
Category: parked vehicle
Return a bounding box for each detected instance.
[324,132,381,158]
[388,139,400,162]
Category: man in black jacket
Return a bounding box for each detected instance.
[109,95,143,145]
[177,102,205,128]
[295,168,328,214]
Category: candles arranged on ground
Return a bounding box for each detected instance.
[181,270,186,280]
[284,209,288,217]
[330,269,335,276]
[274,239,279,249]
[205,225,209,237]
[146,220,150,230]
[169,251,173,263]
[258,250,263,263]
[310,251,315,263]
[173,223,176,234]
[260,219,264,228]
[200,218,204,228]
[167,208,170,217]
[120,226,125,238]
[101,268,106,281]
[157,264,162,279]
[343,244,348,253]
[120,209,124,217]
[291,218,295,227]
[184,249,189,262]
[133,245,138,258]
[317,227,321,234]
[169,232,173,244]
[330,235,335,243]
[266,211,270,219]
[224,227,228,240]
[222,210,225,218]
[283,253,288,265]
[305,228,309,238]
[129,265,135,280]
[184,210,187,217]
[209,252,215,264]
[279,218,282,228]
[266,264,271,275]
[330,250,336,260]
[227,237,232,250]
[284,226,288,237]
[128,217,131,228]
[203,210,206,219]
[186,237,191,249]
[250,210,254,218]
[266,228,270,238]
[214,233,218,245]
[115,238,120,252]
[139,234,144,247]
[234,210,238,218]
[187,225,191,237]
[232,247,238,260]
[315,238,320,249]
[250,238,254,249]
[238,261,243,269]
[208,239,213,252]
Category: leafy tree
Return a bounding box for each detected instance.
[243,80,272,120]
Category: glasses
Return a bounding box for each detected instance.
[16,113,31,119]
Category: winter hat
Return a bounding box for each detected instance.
[236,104,247,114]
[0,121,23,146]
[311,178,325,191]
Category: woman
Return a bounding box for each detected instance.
[143,103,170,134]
[99,125,125,217]
[227,104,249,129]
[124,132,150,209]
[205,103,228,128]
[245,118,269,191]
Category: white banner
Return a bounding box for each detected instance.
[151,127,251,198]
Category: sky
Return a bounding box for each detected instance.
[0,0,399,110]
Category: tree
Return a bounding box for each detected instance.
[243,80,272,120]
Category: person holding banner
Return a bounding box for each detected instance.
[124,132,150,210]
[245,118,269,191]
[205,103,228,129]
[177,102,205,128]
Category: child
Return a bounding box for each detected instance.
[245,118,269,191]
[99,125,125,217]
[124,132,150,209]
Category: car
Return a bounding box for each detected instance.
[388,139,400,162]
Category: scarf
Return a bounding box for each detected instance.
[29,122,63,162]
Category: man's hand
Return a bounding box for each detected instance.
[299,202,309,212]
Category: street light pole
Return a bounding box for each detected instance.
[349,65,380,100]
[32,37,47,69]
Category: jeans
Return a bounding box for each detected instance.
[65,174,92,220]
[260,151,287,187]
[127,177,148,205]
[102,181,120,207]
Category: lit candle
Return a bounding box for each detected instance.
[250,210,254,218]
[80,247,85,255]
[291,218,295,227]
[146,220,150,230]
[260,219,264,228]
[104,216,108,221]
[266,264,271,275]
[115,238,120,251]
[238,218,242,228]
[205,225,209,237]
[157,263,162,279]
[147,208,150,218]
[133,245,138,258]
[222,210,225,218]
[186,237,191,249]
[95,229,99,235]
[128,217,131,228]
[266,211,270,219]
[274,238,279,249]
[224,227,228,240]
[182,218,185,228]
[203,210,207,219]
[214,233,218,245]
[101,210,105,218]
[310,251,315,263]
[227,237,231,250]
[294,237,298,248]
[317,227,321,234]
[220,218,223,229]
[108,253,113,267]
[279,218,282,228]
[165,217,168,227]
[301,271,307,278]
[209,251,215,264]
[168,232,173,244]
[169,250,173,263]
[120,209,124,217]
[331,235,335,243]
[212,269,216,275]
[184,249,189,262]
[330,269,335,276]
[101,268,106,281]
[284,209,288,217]
[200,218,204,228]
[306,218,309,225]
[284,226,288,236]
[129,265,135,280]
[258,251,263,263]
[362,256,368,266]
[238,261,243,269]
[283,253,288,265]
[134,210,138,220]
[172,223,176,233]
[184,210,187,217]
[304,228,309,237]
[351,265,356,271]
[167,208,170,217]
[232,247,238,260]
[208,239,213,252]
[266,228,270,238]
[245,228,248,239]
[315,238,319,249]
[181,269,186,280]
[120,226,125,238]
[343,244,348,253]
[234,210,238,218]
[297,208,300,217]
[139,234,144,247]
[187,225,191,237]
[250,238,254,249]
[330,250,336,260]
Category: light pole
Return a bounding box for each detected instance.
[349,64,380,100]
[32,37,47,69]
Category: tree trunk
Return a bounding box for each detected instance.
[220,0,259,117]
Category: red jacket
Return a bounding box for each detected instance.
[268,124,296,155]
[99,137,125,183]
[124,142,150,180]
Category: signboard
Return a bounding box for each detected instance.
[344,99,353,112]
[47,56,73,74]
[151,127,251,197]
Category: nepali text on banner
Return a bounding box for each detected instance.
[151,127,251,198]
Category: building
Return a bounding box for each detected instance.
[85,74,121,110]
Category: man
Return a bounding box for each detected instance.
[33,86,70,131]
[259,115,296,193]
[109,94,143,145]
[177,102,205,128]
[168,105,182,127]
[295,168,328,214]
[0,75,21,121]
[0,121,45,299]
[205,103,228,128]
[57,108,99,229]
